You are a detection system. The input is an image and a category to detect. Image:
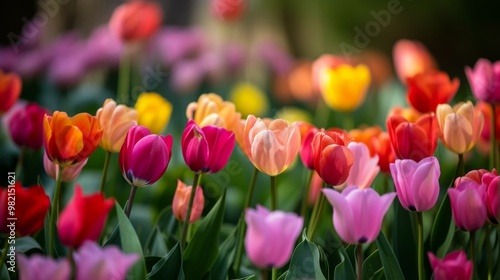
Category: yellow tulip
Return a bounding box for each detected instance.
[96,99,138,153]
[320,64,371,112]
[134,92,172,134]
[186,93,241,131]
[229,82,269,117]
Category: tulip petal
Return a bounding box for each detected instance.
[322,188,356,244]
[130,135,169,186]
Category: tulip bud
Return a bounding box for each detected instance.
[449,177,487,231]
[465,58,500,103]
[7,102,48,149]
[172,180,205,223]
[392,39,436,84]
[186,93,241,131]
[407,71,459,113]
[109,1,162,42]
[211,0,245,21]
[428,251,473,280]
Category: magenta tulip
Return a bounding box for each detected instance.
[245,205,303,268]
[322,186,396,244]
[7,102,48,149]
[18,254,70,280]
[389,156,440,211]
[465,58,500,103]
[449,178,488,231]
[74,241,139,280]
[181,120,235,173]
[119,125,173,187]
[428,251,473,280]
[481,171,500,224]
[344,142,380,190]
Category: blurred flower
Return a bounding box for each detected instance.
[258,41,294,76]
[224,42,246,75]
[320,64,371,112]
[449,177,487,231]
[109,1,162,42]
[288,60,315,104]
[18,254,70,280]
[7,102,48,149]
[353,50,393,88]
[84,26,123,69]
[0,182,49,236]
[154,27,206,66]
[186,93,241,131]
[388,106,422,123]
[407,71,459,113]
[119,125,173,187]
[465,58,500,103]
[58,185,115,249]
[390,157,440,212]
[74,241,139,280]
[312,54,349,93]
[344,142,380,190]
[135,92,172,134]
[211,0,245,21]
[371,131,395,173]
[48,47,88,87]
[322,186,396,244]
[243,115,301,176]
[245,205,303,268]
[43,111,103,167]
[348,126,382,154]
[43,151,88,182]
[476,102,500,142]
[428,251,473,280]
[172,180,205,223]
[393,39,436,84]
[436,101,484,154]
[275,107,312,125]
[97,98,138,153]
[182,120,235,173]
[0,70,22,113]
[386,112,440,162]
[300,125,319,170]
[312,129,354,186]
[229,82,268,117]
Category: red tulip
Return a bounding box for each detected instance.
[299,125,319,170]
[0,70,22,113]
[0,182,50,236]
[7,102,48,149]
[109,1,162,42]
[428,251,473,280]
[211,0,245,21]
[371,131,395,173]
[407,71,459,113]
[58,185,114,248]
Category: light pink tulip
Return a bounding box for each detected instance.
[18,254,70,280]
[322,186,396,244]
[43,151,88,182]
[344,142,380,190]
[428,251,473,280]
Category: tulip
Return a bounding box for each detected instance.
[428,251,473,280]
[389,157,440,212]
[436,101,484,154]
[465,58,500,103]
[476,102,500,142]
[6,102,48,149]
[371,131,395,173]
[172,180,205,223]
[285,60,315,104]
[407,71,460,113]
[480,171,500,224]
[311,129,354,186]
[109,1,162,42]
[57,185,115,249]
[344,142,380,190]
[244,205,303,268]
[43,111,103,167]
[96,98,138,153]
[388,106,422,123]
[392,39,436,84]
[320,64,371,112]
[18,254,70,280]
[182,120,235,173]
[322,186,396,244]
[186,93,241,131]
[0,182,50,236]
[74,241,139,280]
[312,54,349,93]
[134,92,172,134]
[258,41,294,76]
[300,125,319,170]
[211,0,245,21]
[243,115,301,176]
[0,70,22,113]
[43,151,88,182]
[386,112,440,162]
[229,82,269,117]
[120,125,173,187]
[449,178,487,231]
[348,126,382,154]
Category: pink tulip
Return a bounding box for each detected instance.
[74,241,139,280]
[428,251,473,280]
[465,58,500,103]
[392,39,436,84]
[7,102,48,149]
[389,157,440,211]
[449,178,488,231]
[322,186,396,244]
[481,171,500,224]
[245,205,303,268]
[18,254,70,280]
[182,120,235,173]
[119,125,173,187]
[43,151,88,182]
[344,142,380,190]
[172,179,205,223]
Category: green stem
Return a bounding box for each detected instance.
[300,170,314,218]
[261,268,268,280]
[490,103,497,171]
[180,173,202,250]
[234,167,259,277]
[118,49,131,105]
[15,148,24,182]
[68,248,75,280]
[272,267,278,280]
[356,245,363,280]
[124,185,137,218]
[486,225,492,280]
[470,230,476,271]
[0,240,8,275]
[270,176,277,211]
[313,99,330,129]
[342,112,355,131]
[49,165,63,257]
[99,151,112,194]
[458,154,465,177]
[416,211,424,280]
[307,183,327,240]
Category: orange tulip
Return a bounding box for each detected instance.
[348,126,383,155]
[186,93,241,131]
[43,111,102,166]
[96,99,138,153]
[109,1,162,42]
[243,115,301,176]
[371,131,395,173]
[172,180,205,223]
[436,101,484,154]
[393,39,436,84]
[0,70,22,113]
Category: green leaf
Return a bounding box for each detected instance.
[1,264,10,280]
[333,246,356,280]
[211,224,238,280]
[362,249,382,279]
[147,243,184,280]
[183,189,226,280]
[145,256,162,273]
[277,271,288,280]
[43,213,66,257]
[286,231,326,280]
[15,236,42,254]
[145,226,168,257]
[430,194,453,254]
[376,231,404,280]
[114,201,147,280]
[231,276,256,280]
[391,199,417,277]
